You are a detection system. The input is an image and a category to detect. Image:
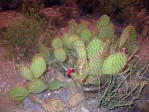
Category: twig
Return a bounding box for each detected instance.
[12,55,18,78]
[2,65,13,83]
[121,83,140,101]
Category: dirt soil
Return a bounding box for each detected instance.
[0,7,149,112]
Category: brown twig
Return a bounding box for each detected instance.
[12,55,18,78]
[2,65,13,83]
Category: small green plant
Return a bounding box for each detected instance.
[1,17,40,58]
[9,56,75,101]
[100,0,136,22]
[9,57,47,100]
[21,0,41,19]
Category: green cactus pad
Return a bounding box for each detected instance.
[74,59,89,83]
[9,86,29,101]
[102,53,127,75]
[28,79,47,93]
[75,47,87,59]
[51,37,63,49]
[32,52,46,59]
[62,33,69,45]
[62,81,76,88]
[98,22,115,41]
[20,66,34,81]
[88,54,103,76]
[71,73,87,83]
[38,43,50,56]
[30,57,46,79]
[33,52,53,64]
[119,25,136,48]
[79,21,87,33]
[72,39,85,49]
[83,75,98,85]
[87,38,104,59]
[66,35,79,49]
[54,48,67,62]
[48,79,62,91]
[97,15,110,29]
[80,29,92,44]
[70,19,78,35]
[71,73,79,82]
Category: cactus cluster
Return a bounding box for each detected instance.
[9,54,75,101]
[9,14,140,104]
[48,14,136,84]
[9,57,47,101]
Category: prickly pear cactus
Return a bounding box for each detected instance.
[30,57,46,79]
[28,79,47,93]
[119,25,136,48]
[72,39,85,49]
[51,37,63,49]
[20,66,34,81]
[9,86,29,101]
[38,43,50,56]
[66,35,79,49]
[54,48,67,62]
[97,15,110,29]
[62,33,69,46]
[97,15,115,41]
[102,53,127,75]
[98,22,115,41]
[87,38,104,60]
[48,79,63,91]
[72,59,89,83]
[75,47,87,59]
[80,29,92,44]
[88,54,103,76]
[70,19,79,35]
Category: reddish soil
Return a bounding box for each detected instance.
[0,7,149,112]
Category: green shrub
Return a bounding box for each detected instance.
[1,17,41,58]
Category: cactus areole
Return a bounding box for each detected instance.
[66,68,75,76]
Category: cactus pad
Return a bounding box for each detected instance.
[9,86,29,101]
[20,66,34,81]
[102,53,127,75]
[88,54,103,76]
[28,79,47,93]
[73,59,89,83]
[72,39,85,49]
[87,38,104,59]
[119,25,136,48]
[62,33,69,45]
[38,43,50,56]
[66,35,79,49]
[30,57,46,79]
[54,48,67,62]
[98,22,115,41]
[62,81,76,88]
[97,15,110,29]
[51,37,63,49]
[75,46,87,59]
[48,79,62,91]
[80,29,92,44]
